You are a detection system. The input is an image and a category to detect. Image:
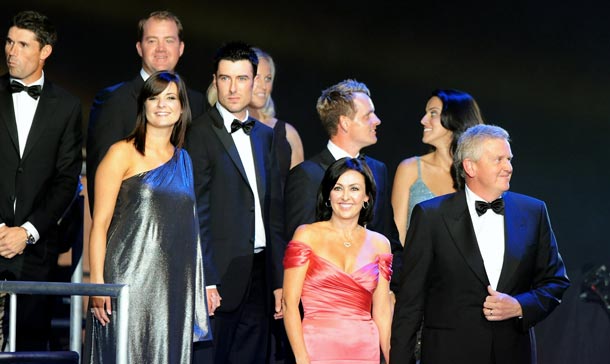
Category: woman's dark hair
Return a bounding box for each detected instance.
[127,71,191,155]
[430,89,484,189]
[316,157,376,226]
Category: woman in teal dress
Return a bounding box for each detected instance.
[392,89,484,244]
[84,71,210,363]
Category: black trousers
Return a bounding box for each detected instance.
[1,253,57,351]
[193,251,270,364]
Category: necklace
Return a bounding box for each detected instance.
[341,226,361,248]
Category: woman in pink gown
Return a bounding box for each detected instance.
[283,158,393,363]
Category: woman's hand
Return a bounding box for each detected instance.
[90,295,112,326]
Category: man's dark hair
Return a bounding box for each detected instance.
[10,10,57,48]
[212,41,258,77]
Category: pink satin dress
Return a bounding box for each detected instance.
[284,240,392,363]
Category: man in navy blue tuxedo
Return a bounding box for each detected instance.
[391,124,570,364]
[284,79,403,293]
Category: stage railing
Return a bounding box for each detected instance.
[0,281,129,364]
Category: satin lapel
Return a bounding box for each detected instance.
[443,191,490,286]
[365,156,383,221]
[210,109,249,183]
[249,121,266,202]
[497,192,526,292]
[312,148,336,171]
[22,82,57,161]
[0,77,19,154]
[130,76,143,100]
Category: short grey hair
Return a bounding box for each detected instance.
[454,124,510,188]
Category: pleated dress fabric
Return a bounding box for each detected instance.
[283,240,392,363]
[83,148,210,364]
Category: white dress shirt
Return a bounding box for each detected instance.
[465,186,505,290]
[216,103,266,252]
[5,74,45,242]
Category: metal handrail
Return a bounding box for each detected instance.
[0,281,129,364]
[70,255,84,357]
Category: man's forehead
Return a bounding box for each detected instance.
[217,60,254,75]
[354,93,374,111]
[8,26,38,40]
[142,19,179,36]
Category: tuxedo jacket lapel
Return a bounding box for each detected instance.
[130,76,143,100]
[22,82,57,161]
[0,77,19,155]
[249,121,266,203]
[312,148,335,171]
[209,108,250,185]
[443,191,490,286]
[497,192,526,292]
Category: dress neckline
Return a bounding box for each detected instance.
[123,147,179,182]
[290,240,390,276]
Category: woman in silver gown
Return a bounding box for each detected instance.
[83,71,210,363]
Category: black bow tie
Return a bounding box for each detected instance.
[230,119,255,135]
[475,198,505,216]
[10,81,42,100]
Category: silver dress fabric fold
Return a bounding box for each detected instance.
[83,148,211,363]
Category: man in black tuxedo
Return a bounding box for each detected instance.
[285,79,402,292]
[0,10,82,349]
[390,124,570,364]
[186,41,283,364]
[86,10,205,212]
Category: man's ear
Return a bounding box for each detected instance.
[463,159,476,178]
[136,42,143,58]
[338,115,350,133]
[40,44,52,61]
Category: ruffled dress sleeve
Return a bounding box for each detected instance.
[283,240,312,269]
[378,253,393,282]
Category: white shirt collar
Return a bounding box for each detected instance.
[215,102,250,133]
[327,140,359,160]
[465,185,483,217]
[465,185,504,217]
[140,68,151,81]
[10,71,44,88]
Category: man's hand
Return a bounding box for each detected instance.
[483,285,523,321]
[273,288,283,320]
[0,226,27,259]
[206,287,222,316]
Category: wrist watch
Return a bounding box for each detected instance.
[25,230,36,245]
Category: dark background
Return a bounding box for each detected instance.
[3,1,609,362]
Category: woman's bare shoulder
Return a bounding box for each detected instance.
[293,222,327,247]
[394,156,421,184]
[366,229,392,254]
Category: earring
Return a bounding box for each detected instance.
[325,200,331,207]
[363,201,369,209]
